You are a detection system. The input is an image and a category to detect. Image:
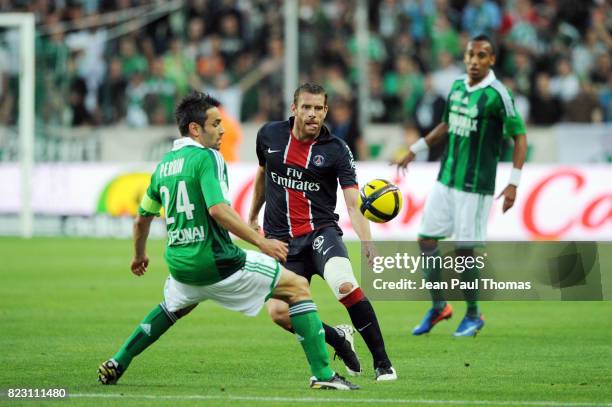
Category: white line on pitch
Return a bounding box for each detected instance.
[70,393,612,406]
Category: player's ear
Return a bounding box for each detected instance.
[188,121,200,137]
[290,103,297,115]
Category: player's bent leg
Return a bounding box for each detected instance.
[271,267,359,390]
[412,238,453,336]
[267,298,293,331]
[324,256,395,381]
[269,274,361,376]
[98,302,195,385]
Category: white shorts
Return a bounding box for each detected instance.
[163,250,280,317]
[419,182,493,242]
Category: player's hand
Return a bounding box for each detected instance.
[390,151,415,177]
[131,256,149,276]
[497,185,517,213]
[362,241,379,268]
[248,218,261,233]
[260,238,288,263]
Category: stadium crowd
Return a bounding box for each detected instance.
[0,0,610,133]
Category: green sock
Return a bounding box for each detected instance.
[288,300,334,381]
[113,303,176,368]
[462,265,480,318]
[422,247,446,310]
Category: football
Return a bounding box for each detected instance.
[358,179,403,223]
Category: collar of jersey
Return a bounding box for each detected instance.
[172,137,205,151]
[463,70,496,92]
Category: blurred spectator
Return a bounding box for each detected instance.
[572,29,607,80]
[98,57,127,124]
[563,81,603,123]
[163,39,195,96]
[413,74,446,161]
[183,17,207,61]
[429,14,461,67]
[218,14,245,66]
[512,50,534,97]
[378,0,402,40]
[589,53,611,88]
[207,57,282,122]
[529,73,561,125]
[65,22,107,113]
[119,37,148,77]
[69,77,95,126]
[550,58,580,103]
[324,64,352,101]
[144,58,176,124]
[461,0,501,38]
[431,51,462,97]
[383,55,424,122]
[327,96,368,160]
[368,63,392,123]
[125,71,149,127]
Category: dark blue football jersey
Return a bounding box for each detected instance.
[256,117,358,239]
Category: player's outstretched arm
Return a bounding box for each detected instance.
[209,202,288,262]
[391,122,449,175]
[343,187,376,266]
[131,214,154,276]
[247,165,266,232]
[497,133,528,213]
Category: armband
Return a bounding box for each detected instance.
[409,138,429,154]
[508,168,522,187]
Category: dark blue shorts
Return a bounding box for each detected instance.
[284,227,349,282]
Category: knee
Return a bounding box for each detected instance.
[338,282,354,295]
[291,275,311,302]
[268,304,288,325]
[323,257,359,300]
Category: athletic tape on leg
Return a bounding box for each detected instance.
[323,256,359,300]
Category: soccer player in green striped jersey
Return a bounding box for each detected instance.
[394,34,528,337]
[97,91,358,390]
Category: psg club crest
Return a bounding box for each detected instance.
[312,154,325,167]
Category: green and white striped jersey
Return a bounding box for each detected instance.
[139,137,246,286]
[438,71,526,195]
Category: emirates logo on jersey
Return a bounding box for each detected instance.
[312,155,325,167]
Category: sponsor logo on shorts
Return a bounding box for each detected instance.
[312,236,324,252]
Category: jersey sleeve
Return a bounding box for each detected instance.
[336,141,358,189]
[138,171,162,216]
[200,149,231,208]
[255,126,266,166]
[494,85,526,139]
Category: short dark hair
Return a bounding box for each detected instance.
[470,34,496,55]
[174,91,220,136]
[293,82,327,106]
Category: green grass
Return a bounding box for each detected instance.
[1,237,611,406]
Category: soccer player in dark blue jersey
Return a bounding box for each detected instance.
[248,83,396,381]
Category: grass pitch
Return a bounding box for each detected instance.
[1,237,611,406]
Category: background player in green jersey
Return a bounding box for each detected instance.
[394,34,528,337]
[98,91,358,390]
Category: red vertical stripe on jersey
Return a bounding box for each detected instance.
[284,131,315,236]
[284,130,314,168]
